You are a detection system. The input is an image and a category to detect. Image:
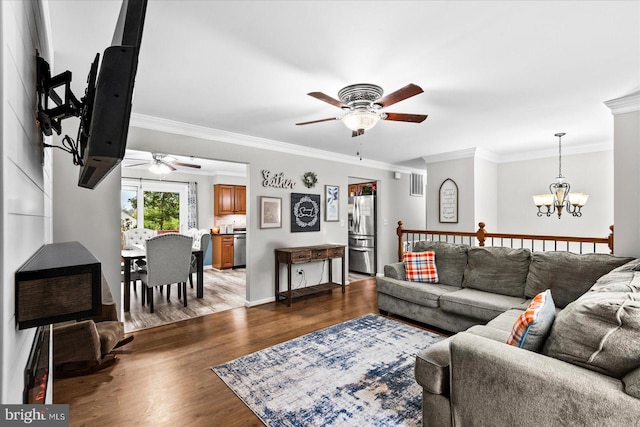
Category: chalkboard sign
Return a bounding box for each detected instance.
[291,193,321,232]
[439,178,458,223]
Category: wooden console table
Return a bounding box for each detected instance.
[275,244,346,306]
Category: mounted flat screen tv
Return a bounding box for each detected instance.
[77,0,147,189]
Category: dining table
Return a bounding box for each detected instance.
[121,246,204,312]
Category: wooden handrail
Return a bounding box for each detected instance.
[397,221,614,261]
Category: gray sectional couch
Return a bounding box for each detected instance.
[376,241,640,426]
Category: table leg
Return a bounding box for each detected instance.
[196,251,204,298]
[287,262,292,307]
[341,253,346,293]
[123,258,132,312]
[275,255,280,303]
[329,258,333,285]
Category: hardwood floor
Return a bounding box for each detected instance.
[123,267,246,333]
[123,268,372,333]
[54,278,427,427]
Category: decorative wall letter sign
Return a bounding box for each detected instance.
[262,170,296,189]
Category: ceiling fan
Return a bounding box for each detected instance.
[296,83,428,137]
[124,152,202,174]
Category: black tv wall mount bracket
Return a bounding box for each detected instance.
[36,53,83,136]
[35,51,99,166]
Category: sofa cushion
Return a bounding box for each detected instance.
[383,262,406,281]
[415,338,451,395]
[623,365,640,399]
[466,324,511,342]
[506,290,556,352]
[543,291,640,378]
[376,277,459,309]
[486,309,524,331]
[404,251,438,283]
[462,247,531,297]
[525,252,633,308]
[439,288,529,322]
[590,264,640,293]
[413,241,469,287]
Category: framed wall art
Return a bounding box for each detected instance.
[291,193,320,232]
[325,185,339,222]
[259,196,282,229]
[439,178,458,223]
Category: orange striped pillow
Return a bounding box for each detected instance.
[403,251,438,283]
[507,289,556,351]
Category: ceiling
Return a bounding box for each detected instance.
[46,1,639,167]
[122,149,247,177]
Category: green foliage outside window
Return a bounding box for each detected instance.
[129,191,180,230]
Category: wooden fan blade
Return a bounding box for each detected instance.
[352,129,365,137]
[383,112,428,123]
[375,84,424,108]
[124,162,149,167]
[173,162,201,169]
[308,92,346,108]
[296,117,339,125]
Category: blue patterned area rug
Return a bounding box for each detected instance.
[212,314,444,427]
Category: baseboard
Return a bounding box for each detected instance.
[245,297,275,307]
[245,281,355,306]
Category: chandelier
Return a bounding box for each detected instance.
[532,133,589,218]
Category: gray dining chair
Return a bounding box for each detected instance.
[140,234,193,313]
[122,228,157,292]
[189,230,211,289]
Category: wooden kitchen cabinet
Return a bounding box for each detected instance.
[349,182,376,196]
[212,234,234,269]
[234,185,246,214]
[214,184,246,215]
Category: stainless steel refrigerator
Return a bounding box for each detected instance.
[348,194,377,275]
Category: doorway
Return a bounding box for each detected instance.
[120,149,248,332]
[347,177,378,276]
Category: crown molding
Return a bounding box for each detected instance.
[498,142,612,163]
[421,147,479,164]
[604,91,640,115]
[421,143,611,165]
[129,113,425,175]
[421,147,500,164]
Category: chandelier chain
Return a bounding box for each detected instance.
[557,133,562,178]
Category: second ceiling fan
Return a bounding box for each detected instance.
[296,83,428,137]
[124,152,202,174]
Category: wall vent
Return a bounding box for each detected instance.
[410,173,425,197]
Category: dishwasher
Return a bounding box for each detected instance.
[233,231,246,268]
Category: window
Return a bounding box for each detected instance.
[121,179,188,232]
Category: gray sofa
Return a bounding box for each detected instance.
[377,241,631,333]
[376,242,640,426]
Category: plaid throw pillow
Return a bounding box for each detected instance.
[403,251,438,283]
[507,289,556,352]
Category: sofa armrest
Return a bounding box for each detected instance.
[384,262,406,280]
[449,332,640,427]
[53,320,102,365]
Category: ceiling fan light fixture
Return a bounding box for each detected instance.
[149,160,172,175]
[342,110,381,132]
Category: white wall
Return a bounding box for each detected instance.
[474,156,498,231]
[498,150,613,237]
[425,149,613,240]
[612,107,640,257]
[1,0,52,403]
[122,126,426,304]
[426,157,475,231]
[52,119,123,316]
